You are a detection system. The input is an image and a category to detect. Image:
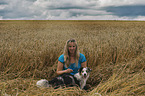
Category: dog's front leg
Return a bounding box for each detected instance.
[80,80,86,89]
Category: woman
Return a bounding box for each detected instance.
[57,39,87,76]
[36,39,88,89]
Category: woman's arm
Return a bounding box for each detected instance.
[56,61,73,75]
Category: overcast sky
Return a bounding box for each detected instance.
[0,0,145,20]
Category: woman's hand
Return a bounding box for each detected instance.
[65,69,73,73]
[57,61,73,75]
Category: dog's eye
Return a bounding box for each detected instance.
[86,70,88,72]
[82,71,84,73]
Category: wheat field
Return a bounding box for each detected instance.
[0,20,145,96]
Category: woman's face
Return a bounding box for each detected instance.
[68,42,76,54]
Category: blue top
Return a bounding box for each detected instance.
[58,53,86,75]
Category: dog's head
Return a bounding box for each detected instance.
[79,67,92,78]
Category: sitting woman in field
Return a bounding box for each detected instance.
[52,39,88,88]
[57,38,87,76]
[37,39,88,89]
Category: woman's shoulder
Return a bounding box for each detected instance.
[58,54,64,62]
[79,53,86,62]
[79,53,85,57]
[79,53,86,59]
[59,54,64,57]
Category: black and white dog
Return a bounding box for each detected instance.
[74,67,92,89]
[36,67,91,89]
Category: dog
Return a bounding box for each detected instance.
[36,67,91,89]
[36,79,50,88]
[74,67,92,89]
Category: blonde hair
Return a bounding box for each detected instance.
[63,39,80,68]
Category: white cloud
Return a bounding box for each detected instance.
[33,0,99,9]
[0,5,6,10]
[0,0,145,20]
[0,16,3,20]
[134,16,145,21]
[99,0,145,7]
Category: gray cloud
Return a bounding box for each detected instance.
[0,0,145,20]
[103,5,145,17]
[0,0,37,19]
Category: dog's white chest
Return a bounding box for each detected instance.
[74,73,82,80]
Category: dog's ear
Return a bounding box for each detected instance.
[79,67,83,74]
[87,67,92,72]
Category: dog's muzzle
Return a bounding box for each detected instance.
[83,73,87,78]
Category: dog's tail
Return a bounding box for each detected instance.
[36,79,50,88]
